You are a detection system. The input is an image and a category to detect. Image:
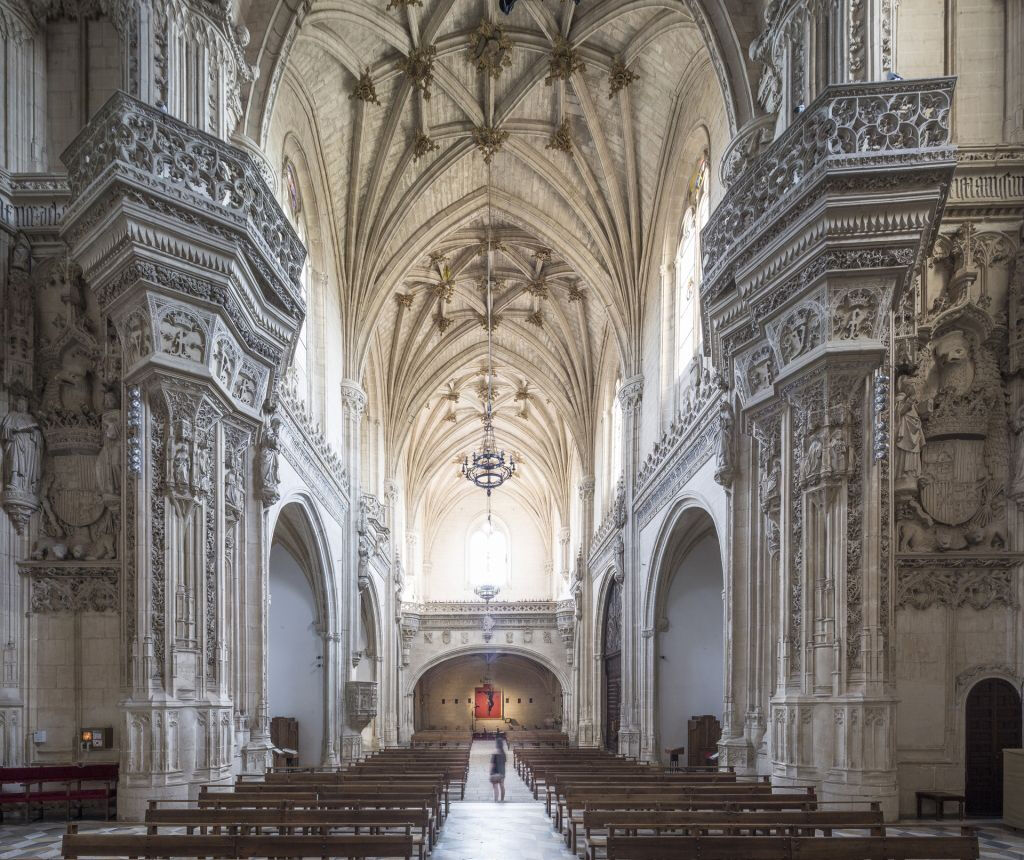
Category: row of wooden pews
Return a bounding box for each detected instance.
[60,747,471,859]
[515,747,980,860]
[409,730,473,749]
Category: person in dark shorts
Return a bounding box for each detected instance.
[490,736,506,801]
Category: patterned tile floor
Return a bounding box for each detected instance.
[2,746,1024,860]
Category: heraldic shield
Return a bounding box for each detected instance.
[920,438,987,525]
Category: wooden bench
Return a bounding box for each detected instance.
[916,790,966,820]
[0,764,118,822]
[578,809,884,860]
[604,831,979,860]
[144,803,432,858]
[62,825,416,859]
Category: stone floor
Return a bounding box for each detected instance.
[1,746,1024,859]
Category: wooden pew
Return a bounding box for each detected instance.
[561,792,820,844]
[577,809,884,860]
[0,764,118,822]
[603,830,979,860]
[144,803,432,858]
[62,824,416,859]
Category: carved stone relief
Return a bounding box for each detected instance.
[895,300,1008,553]
[159,308,207,362]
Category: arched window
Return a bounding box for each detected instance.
[675,158,709,385]
[283,156,311,403]
[466,516,511,588]
[610,380,623,487]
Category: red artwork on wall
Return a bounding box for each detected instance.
[474,686,502,719]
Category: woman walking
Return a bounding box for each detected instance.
[490,736,507,801]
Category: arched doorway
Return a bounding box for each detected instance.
[602,580,623,752]
[965,678,1022,816]
[413,653,563,734]
[268,503,332,767]
[652,510,724,766]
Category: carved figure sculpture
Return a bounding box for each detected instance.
[714,400,735,487]
[256,415,281,507]
[893,378,926,492]
[1011,402,1024,501]
[0,397,43,494]
[95,407,121,498]
[760,455,781,507]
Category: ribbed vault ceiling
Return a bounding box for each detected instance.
[273,0,728,567]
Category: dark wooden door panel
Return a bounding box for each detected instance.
[965,678,1022,817]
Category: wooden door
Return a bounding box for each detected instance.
[604,653,621,751]
[965,678,1022,816]
[602,581,623,752]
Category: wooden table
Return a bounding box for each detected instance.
[916,790,966,820]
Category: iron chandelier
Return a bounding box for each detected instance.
[462,162,516,496]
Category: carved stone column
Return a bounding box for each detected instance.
[59,92,304,819]
[615,375,643,759]
[339,380,366,760]
[576,475,596,746]
[702,78,957,818]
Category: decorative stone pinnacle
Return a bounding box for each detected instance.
[350,68,381,106]
[472,125,509,163]
[546,37,585,86]
[412,132,440,162]
[608,57,639,99]
[402,43,437,99]
[546,118,574,156]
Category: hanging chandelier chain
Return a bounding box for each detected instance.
[462,157,516,496]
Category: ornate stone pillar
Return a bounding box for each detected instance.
[615,375,643,759]
[576,476,596,746]
[59,92,304,818]
[339,380,366,761]
[701,77,956,817]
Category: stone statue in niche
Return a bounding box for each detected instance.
[714,399,735,487]
[0,396,43,533]
[256,410,281,507]
[95,391,121,499]
[759,452,781,507]
[224,448,244,520]
[893,377,926,493]
[1,396,43,495]
[1011,402,1024,502]
[799,412,825,486]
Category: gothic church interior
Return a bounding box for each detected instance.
[1,0,1023,850]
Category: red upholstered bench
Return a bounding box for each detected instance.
[0,764,118,821]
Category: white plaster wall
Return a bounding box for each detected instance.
[415,653,563,731]
[655,533,724,763]
[268,545,324,766]
[425,497,548,601]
